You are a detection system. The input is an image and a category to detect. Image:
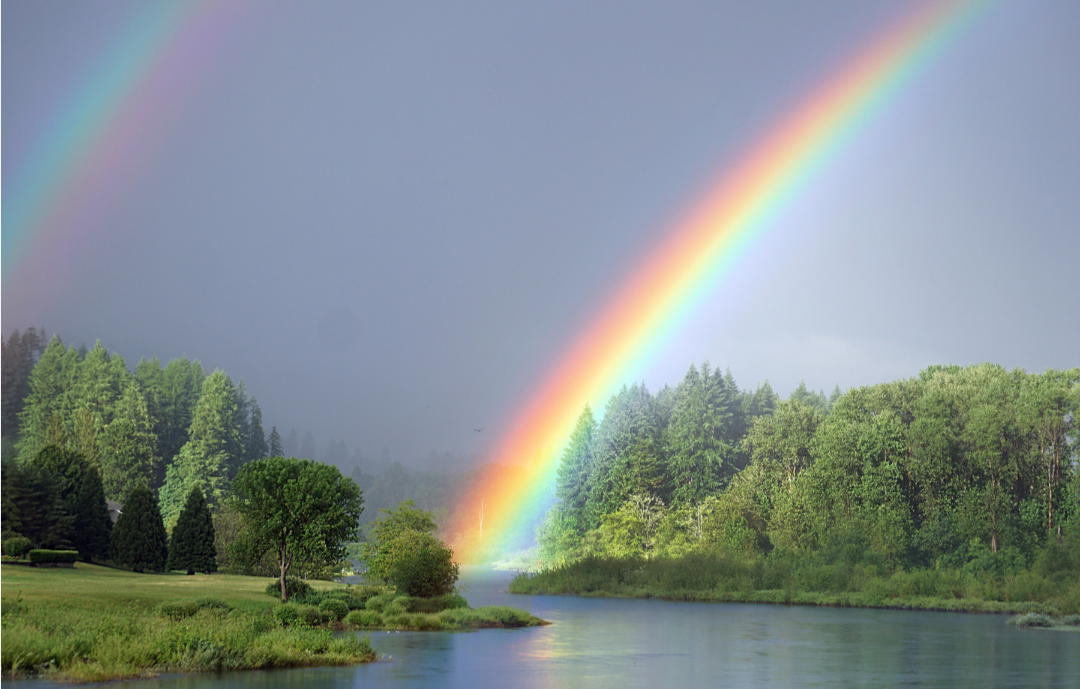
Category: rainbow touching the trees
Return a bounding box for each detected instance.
[449,0,991,563]
[1,0,247,294]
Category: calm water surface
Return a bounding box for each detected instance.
[17,566,1080,688]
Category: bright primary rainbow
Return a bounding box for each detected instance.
[449,0,992,562]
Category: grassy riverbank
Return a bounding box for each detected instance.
[509,553,1080,616]
[1,563,543,682]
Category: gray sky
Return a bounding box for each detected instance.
[3,1,1078,472]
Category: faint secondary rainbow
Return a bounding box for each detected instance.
[2,0,248,296]
[449,0,991,562]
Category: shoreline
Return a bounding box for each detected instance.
[509,582,1069,617]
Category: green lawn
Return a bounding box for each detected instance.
[2,562,340,611]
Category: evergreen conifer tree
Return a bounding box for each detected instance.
[100,383,159,501]
[159,371,240,527]
[111,483,168,572]
[555,405,596,533]
[245,397,269,462]
[268,426,284,457]
[167,485,217,574]
[73,466,112,562]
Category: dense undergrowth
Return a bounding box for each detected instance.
[510,537,1080,616]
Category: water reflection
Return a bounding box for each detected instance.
[11,566,1080,688]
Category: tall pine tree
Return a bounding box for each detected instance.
[111,483,168,572]
[554,405,597,534]
[167,485,217,574]
[100,383,159,501]
[268,426,284,457]
[159,371,240,528]
[73,466,112,562]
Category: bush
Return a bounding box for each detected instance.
[364,592,397,613]
[347,584,389,605]
[297,604,330,626]
[319,598,349,621]
[391,594,468,613]
[265,577,313,600]
[3,537,34,559]
[157,598,232,620]
[386,531,459,597]
[28,550,79,564]
[273,603,301,626]
[1013,613,1054,628]
[345,610,384,628]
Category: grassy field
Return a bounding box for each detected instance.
[1,563,545,682]
[1,563,375,682]
[1,562,342,610]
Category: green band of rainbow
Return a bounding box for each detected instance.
[448,0,992,562]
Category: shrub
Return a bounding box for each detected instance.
[28,550,79,564]
[265,577,313,600]
[391,594,468,613]
[319,598,349,621]
[3,537,34,559]
[296,604,329,627]
[1013,613,1053,628]
[273,603,301,626]
[345,610,384,628]
[386,530,459,597]
[158,597,232,621]
[365,592,397,613]
[347,584,389,605]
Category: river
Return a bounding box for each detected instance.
[15,566,1080,688]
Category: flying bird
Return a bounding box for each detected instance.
[474,427,484,433]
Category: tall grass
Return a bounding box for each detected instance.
[1,596,375,682]
[509,553,1080,615]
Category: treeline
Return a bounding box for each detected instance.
[2,330,273,530]
[540,363,1080,578]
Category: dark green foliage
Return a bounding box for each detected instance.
[233,457,363,601]
[110,483,168,572]
[319,598,349,620]
[345,609,384,628]
[265,577,313,599]
[2,327,46,441]
[1,456,73,548]
[72,466,112,562]
[167,485,217,574]
[244,397,269,462]
[268,426,283,457]
[3,536,34,558]
[385,530,459,597]
[27,549,79,563]
[360,500,437,581]
[32,444,88,514]
[664,362,736,507]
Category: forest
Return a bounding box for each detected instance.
[518,361,1080,611]
[1,328,276,533]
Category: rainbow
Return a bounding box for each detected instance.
[2,0,247,297]
[449,0,991,562]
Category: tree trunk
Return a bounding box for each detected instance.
[279,548,289,602]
